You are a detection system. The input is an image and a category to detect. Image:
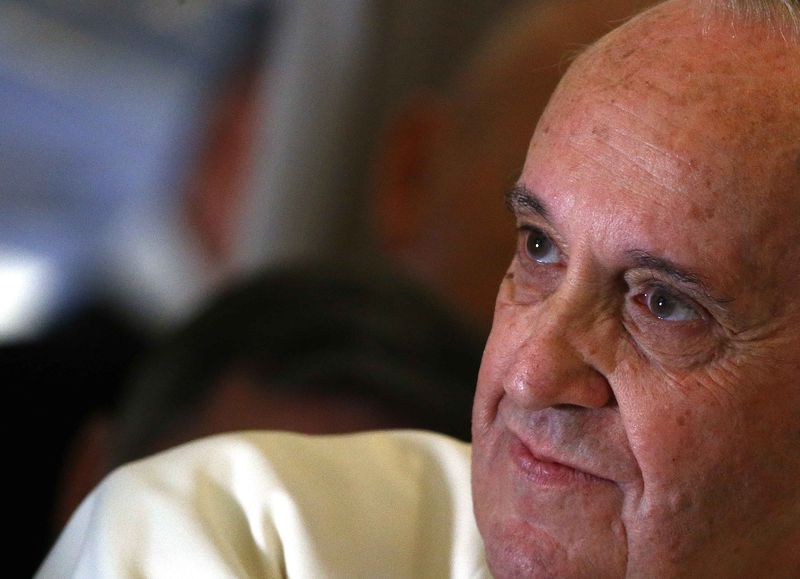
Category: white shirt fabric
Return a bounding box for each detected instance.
[37,430,489,578]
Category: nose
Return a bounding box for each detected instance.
[502,291,615,411]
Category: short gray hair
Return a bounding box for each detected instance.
[710,0,800,38]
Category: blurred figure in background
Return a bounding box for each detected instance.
[232,0,516,317]
[54,0,659,521]
[50,0,513,541]
[15,1,510,573]
[56,263,483,528]
[370,0,656,330]
[3,1,270,574]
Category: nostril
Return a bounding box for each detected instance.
[552,403,581,411]
[552,390,617,412]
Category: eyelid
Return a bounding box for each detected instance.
[626,270,700,301]
[628,277,708,321]
[517,220,567,255]
[518,225,566,264]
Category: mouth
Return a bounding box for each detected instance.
[509,434,610,487]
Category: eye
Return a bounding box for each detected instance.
[640,287,700,321]
[523,227,562,264]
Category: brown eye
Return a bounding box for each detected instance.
[524,227,561,264]
[643,287,699,321]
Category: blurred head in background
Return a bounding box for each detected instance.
[45,0,509,536]
[371,0,656,331]
[55,264,484,529]
[232,0,519,319]
[114,265,483,461]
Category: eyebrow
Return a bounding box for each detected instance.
[505,184,733,310]
[505,184,549,220]
[626,249,733,307]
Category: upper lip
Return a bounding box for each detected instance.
[508,425,615,483]
[496,396,640,484]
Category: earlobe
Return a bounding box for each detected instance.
[369,92,456,258]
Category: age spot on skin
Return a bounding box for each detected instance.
[688,200,716,223]
[591,125,610,140]
[505,272,515,280]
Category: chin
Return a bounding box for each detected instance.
[473,454,628,578]
[481,517,625,579]
[482,519,568,578]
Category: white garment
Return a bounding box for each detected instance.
[37,430,489,578]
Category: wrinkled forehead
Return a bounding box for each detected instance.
[529,0,800,237]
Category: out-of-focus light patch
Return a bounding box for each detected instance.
[0,252,54,342]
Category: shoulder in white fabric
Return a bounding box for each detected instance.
[37,430,489,579]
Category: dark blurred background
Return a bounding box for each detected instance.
[4,1,511,574]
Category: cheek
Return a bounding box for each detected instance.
[477,294,530,383]
[616,365,739,493]
[472,329,508,430]
[615,361,799,569]
[616,400,730,569]
[472,298,530,437]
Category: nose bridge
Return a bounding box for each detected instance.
[504,275,613,410]
[538,277,592,340]
[528,269,603,356]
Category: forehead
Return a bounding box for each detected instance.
[537,6,800,184]
[520,2,800,287]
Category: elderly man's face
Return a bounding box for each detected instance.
[471,2,800,577]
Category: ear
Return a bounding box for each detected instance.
[370,92,456,258]
[184,65,262,268]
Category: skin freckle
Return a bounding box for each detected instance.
[505,272,515,280]
[591,125,610,139]
[688,201,716,223]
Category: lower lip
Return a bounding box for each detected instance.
[509,437,604,487]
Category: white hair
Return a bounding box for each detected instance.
[710,0,800,38]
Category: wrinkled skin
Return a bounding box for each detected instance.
[471,1,800,577]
